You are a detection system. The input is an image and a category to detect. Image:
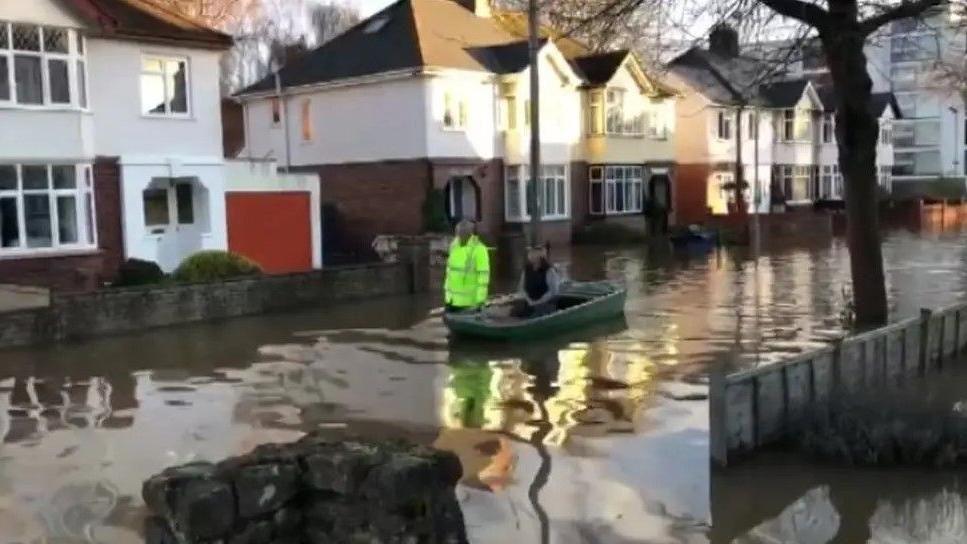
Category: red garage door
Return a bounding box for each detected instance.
[227,192,312,274]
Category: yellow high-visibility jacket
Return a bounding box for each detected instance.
[445,235,490,309]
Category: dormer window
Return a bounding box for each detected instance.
[0,21,87,109]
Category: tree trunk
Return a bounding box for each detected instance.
[822,27,888,327]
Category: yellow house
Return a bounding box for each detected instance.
[492,11,679,233]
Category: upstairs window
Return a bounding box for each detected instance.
[716,110,733,140]
[588,90,604,135]
[443,90,467,131]
[747,111,758,140]
[271,97,281,126]
[0,21,86,108]
[300,98,313,141]
[605,88,644,136]
[141,55,190,117]
[822,113,834,143]
[782,109,812,141]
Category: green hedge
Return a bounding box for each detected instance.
[172,251,262,283]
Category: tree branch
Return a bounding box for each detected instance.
[755,0,829,28]
[860,0,943,34]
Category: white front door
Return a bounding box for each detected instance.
[142,178,206,271]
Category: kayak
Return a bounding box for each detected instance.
[443,281,627,341]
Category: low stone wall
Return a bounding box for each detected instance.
[0,262,419,349]
[710,300,967,466]
[142,434,466,544]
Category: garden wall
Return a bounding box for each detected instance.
[711,301,967,466]
[0,261,421,349]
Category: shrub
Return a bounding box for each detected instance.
[172,251,262,283]
[113,258,166,287]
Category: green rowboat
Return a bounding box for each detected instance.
[443,281,627,341]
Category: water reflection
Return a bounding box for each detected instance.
[3,229,967,542]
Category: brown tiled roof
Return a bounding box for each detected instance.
[69,0,232,49]
[490,9,591,58]
[238,0,525,95]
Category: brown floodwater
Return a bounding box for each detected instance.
[3,228,967,543]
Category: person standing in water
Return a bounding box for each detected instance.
[444,220,490,313]
[512,245,562,318]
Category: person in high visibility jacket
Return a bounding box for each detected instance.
[444,220,490,312]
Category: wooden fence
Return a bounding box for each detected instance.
[710,301,967,466]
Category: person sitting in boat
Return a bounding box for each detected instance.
[512,245,562,318]
[444,219,491,313]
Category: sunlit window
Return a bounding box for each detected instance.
[141,55,190,116]
[0,21,87,108]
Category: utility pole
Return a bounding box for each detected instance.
[527,0,542,247]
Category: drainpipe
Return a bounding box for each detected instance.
[950,106,960,175]
[275,67,292,174]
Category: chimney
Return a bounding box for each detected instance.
[709,24,740,58]
[454,0,492,17]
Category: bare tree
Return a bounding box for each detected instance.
[159,0,359,94]
[547,0,954,326]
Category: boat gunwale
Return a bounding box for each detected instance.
[444,283,627,331]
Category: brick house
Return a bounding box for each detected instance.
[666,25,897,224]
[0,0,233,291]
[235,0,678,256]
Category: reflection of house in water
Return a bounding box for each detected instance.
[869,490,967,543]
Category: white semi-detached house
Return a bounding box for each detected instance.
[0,0,233,291]
[789,5,965,194]
[666,25,897,224]
[236,0,678,255]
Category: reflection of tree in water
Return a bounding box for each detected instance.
[869,490,967,544]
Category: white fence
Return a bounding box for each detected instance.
[710,301,967,466]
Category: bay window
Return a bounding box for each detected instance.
[603,88,644,136]
[505,165,570,221]
[141,55,190,116]
[820,164,843,198]
[589,165,643,215]
[588,90,603,135]
[0,21,87,108]
[0,163,96,253]
[781,109,812,141]
[822,113,834,143]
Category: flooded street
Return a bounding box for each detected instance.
[4,228,967,543]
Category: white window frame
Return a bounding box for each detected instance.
[504,164,570,222]
[822,113,834,143]
[588,90,604,135]
[442,89,467,131]
[716,110,733,140]
[140,54,192,118]
[0,21,87,110]
[781,108,813,142]
[0,163,97,255]
[589,165,643,216]
[747,111,758,140]
[604,88,644,137]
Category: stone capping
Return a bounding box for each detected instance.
[711,300,967,467]
[142,433,467,544]
[0,261,424,350]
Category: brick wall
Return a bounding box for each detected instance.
[0,157,124,292]
[94,157,125,280]
[304,160,432,257]
[0,262,414,349]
